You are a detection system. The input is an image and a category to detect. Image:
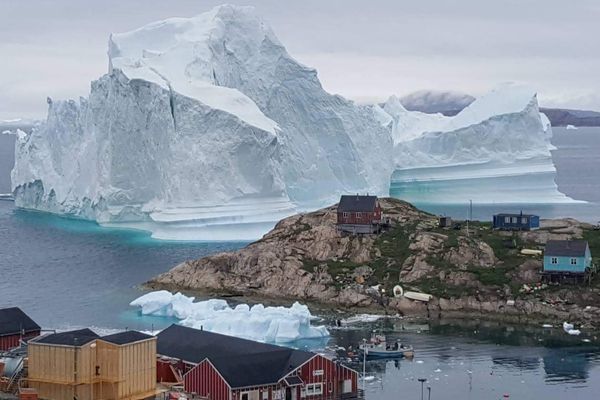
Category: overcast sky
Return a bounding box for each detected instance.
[1,0,599,120]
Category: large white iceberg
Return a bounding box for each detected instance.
[130,290,329,343]
[11,5,576,240]
[12,5,392,240]
[378,84,576,205]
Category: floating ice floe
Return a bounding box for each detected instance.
[562,321,581,335]
[340,314,385,325]
[130,290,329,343]
[563,322,574,331]
[566,124,578,130]
[542,324,553,328]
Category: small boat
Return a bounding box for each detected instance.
[359,334,414,359]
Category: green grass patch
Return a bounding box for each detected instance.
[411,277,473,298]
[467,266,511,287]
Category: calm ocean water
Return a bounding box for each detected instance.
[1,127,600,399]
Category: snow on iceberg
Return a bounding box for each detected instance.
[130,290,329,343]
[12,5,392,240]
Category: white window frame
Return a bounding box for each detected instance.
[356,212,362,218]
[505,216,510,223]
[522,217,528,224]
[342,212,349,218]
[571,258,578,265]
[262,390,269,400]
[551,257,558,264]
[304,383,323,397]
[511,217,518,223]
[312,370,324,377]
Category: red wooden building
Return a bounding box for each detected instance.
[157,325,358,400]
[336,195,382,234]
[0,307,41,351]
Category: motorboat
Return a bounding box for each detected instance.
[359,334,414,359]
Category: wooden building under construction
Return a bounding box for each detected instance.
[27,328,158,400]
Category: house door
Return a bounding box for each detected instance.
[285,387,297,400]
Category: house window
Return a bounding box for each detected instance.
[511,217,518,223]
[305,383,323,396]
[571,258,578,265]
[241,393,249,400]
[522,217,528,224]
[504,217,510,223]
[313,370,324,376]
[342,212,349,218]
[356,212,362,218]
[551,257,558,264]
[262,390,269,400]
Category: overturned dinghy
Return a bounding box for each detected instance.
[393,285,432,302]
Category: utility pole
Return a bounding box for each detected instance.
[418,378,427,400]
[362,339,367,391]
[427,386,431,400]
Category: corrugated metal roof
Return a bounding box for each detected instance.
[545,240,589,257]
[0,307,41,336]
[337,195,378,212]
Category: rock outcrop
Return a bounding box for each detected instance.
[150,198,600,326]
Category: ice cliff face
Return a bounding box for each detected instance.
[12,5,392,239]
[377,84,554,169]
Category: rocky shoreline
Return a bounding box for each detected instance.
[148,198,600,329]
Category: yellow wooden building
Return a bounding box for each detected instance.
[27,328,158,400]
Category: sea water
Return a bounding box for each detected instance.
[2,128,600,399]
[390,127,600,223]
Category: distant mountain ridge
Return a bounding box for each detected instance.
[401,90,600,126]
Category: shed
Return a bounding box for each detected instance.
[337,195,382,234]
[157,325,358,400]
[543,240,592,274]
[28,329,159,400]
[493,213,540,231]
[438,216,452,228]
[0,307,41,351]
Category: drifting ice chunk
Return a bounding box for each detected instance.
[563,322,574,331]
[130,291,329,343]
[566,125,578,130]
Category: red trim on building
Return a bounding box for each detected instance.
[180,354,358,400]
[0,331,40,351]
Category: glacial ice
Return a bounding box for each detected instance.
[11,5,576,240]
[12,5,392,240]
[130,290,329,343]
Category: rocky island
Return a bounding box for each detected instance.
[148,198,600,328]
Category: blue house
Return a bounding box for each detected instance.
[543,240,592,278]
[493,212,540,231]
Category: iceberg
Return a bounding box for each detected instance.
[380,84,577,205]
[12,5,392,240]
[11,5,576,240]
[130,290,329,343]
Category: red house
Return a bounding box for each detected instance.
[337,195,382,234]
[156,325,358,400]
[0,307,41,351]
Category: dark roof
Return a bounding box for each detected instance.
[35,328,99,346]
[100,330,154,345]
[545,240,589,257]
[338,195,378,212]
[494,213,538,218]
[284,375,304,386]
[0,307,41,336]
[157,325,314,388]
[209,349,312,388]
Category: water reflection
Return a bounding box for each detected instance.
[326,317,600,399]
